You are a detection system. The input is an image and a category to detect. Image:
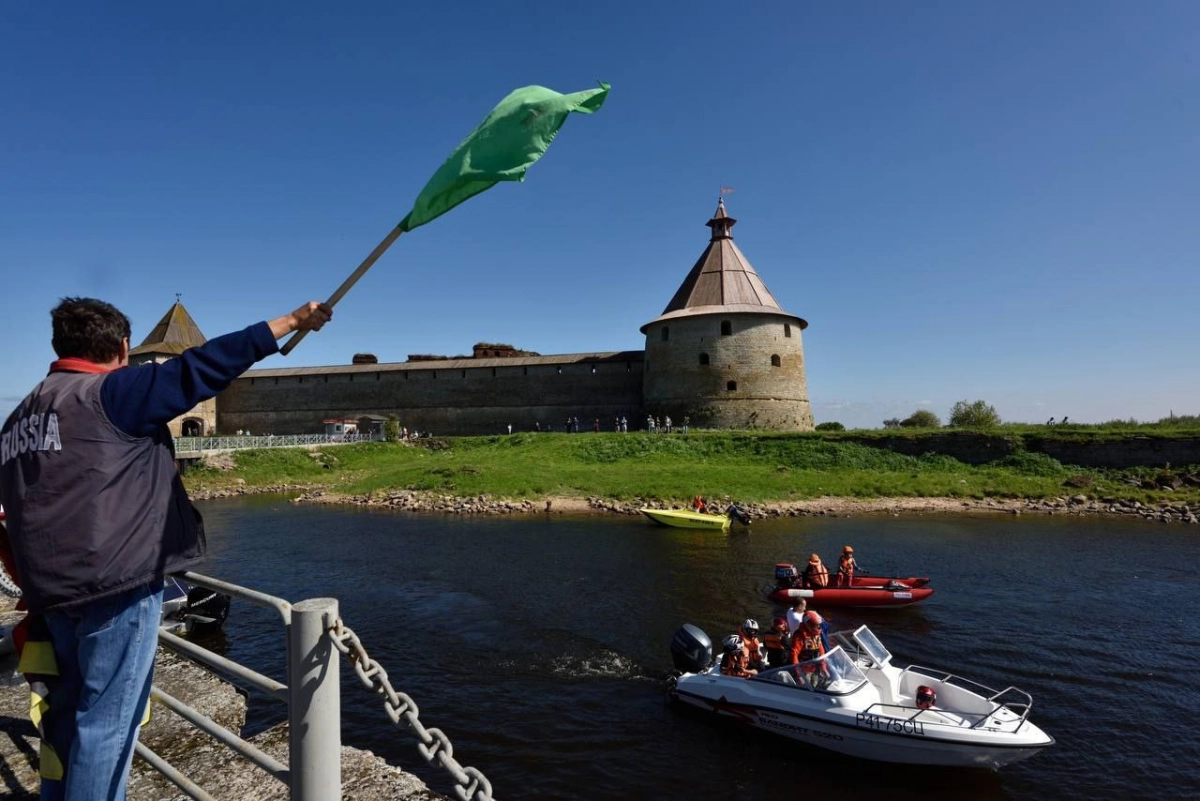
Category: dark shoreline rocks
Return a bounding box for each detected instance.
[195,487,1200,525]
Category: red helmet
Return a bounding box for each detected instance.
[771,616,787,632]
[916,685,937,710]
[803,610,823,630]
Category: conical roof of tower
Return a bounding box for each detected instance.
[129,300,208,357]
[640,199,806,332]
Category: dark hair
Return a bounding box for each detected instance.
[50,297,132,362]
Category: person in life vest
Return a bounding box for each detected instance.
[789,610,830,687]
[691,495,707,513]
[738,618,766,671]
[719,634,757,678]
[836,545,859,587]
[788,610,827,664]
[802,553,829,588]
[763,616,791,668]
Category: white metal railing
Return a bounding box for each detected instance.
[141,572,495,801]
[174,433,383,453]
[139,572,341,800]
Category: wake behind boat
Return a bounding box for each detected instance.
[640,504,751,532]
[667,623,1053,768]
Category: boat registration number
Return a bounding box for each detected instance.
[856,712,926,735]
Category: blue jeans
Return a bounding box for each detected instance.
[41,582,163,801]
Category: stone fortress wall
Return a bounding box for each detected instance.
[218,352,646,436]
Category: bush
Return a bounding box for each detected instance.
[949,400,1001,428]
[900,410,942,428]
[815,421,845,432]
[993,451,1067,476]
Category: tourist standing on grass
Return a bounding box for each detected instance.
[0,296,332,800]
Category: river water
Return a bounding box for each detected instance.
[193,497,1200,800]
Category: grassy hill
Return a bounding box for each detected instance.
[182,430,1200,506]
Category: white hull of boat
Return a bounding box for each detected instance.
[668,625,1053,769]
[671,690,1047,768]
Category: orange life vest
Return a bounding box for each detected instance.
[837,555,856,586]
[805,562,829,588]
[789,630,826,666]
[742,636,765,669]
[720,649,753,678]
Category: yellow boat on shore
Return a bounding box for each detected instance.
[639,506,749,532]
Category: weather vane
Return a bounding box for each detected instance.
[719,185,736,197]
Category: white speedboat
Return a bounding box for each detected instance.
[667,624,1053,768]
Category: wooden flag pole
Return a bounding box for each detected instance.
[280,225,405,356]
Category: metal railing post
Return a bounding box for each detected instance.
[288,598,341,800]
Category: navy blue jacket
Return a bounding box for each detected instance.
[0,323,277,611]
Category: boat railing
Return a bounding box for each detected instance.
[898,664,1034,731]
[859,700,994,731]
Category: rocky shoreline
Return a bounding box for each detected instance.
[187,484,1200,525]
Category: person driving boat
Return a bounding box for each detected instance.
[788,610,829,687]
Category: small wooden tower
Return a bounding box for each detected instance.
[640,199,814,430]
[129,298,215,437]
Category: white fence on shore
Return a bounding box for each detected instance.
[175,433,383,455]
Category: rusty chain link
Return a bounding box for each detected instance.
[327,617,495,801]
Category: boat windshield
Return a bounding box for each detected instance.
[852,626,892,667]
[755,647,868,694]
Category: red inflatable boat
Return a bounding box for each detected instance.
[768,563,934,608]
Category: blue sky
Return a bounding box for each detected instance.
[3,1,1198,429]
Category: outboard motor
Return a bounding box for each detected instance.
[670,624,713,674]
[774,562,799,587]
[726,504,752,526]
[184,587,232,634]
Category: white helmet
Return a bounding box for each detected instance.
[722,634,744,653]
[739,618,760,639]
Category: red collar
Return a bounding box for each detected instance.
[49,358,121,375]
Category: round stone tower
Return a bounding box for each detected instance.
[640,200,814,431]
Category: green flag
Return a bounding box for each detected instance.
[397,82,609,232]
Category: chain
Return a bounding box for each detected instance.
[327,617,495,801]
[0,565,21,598]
